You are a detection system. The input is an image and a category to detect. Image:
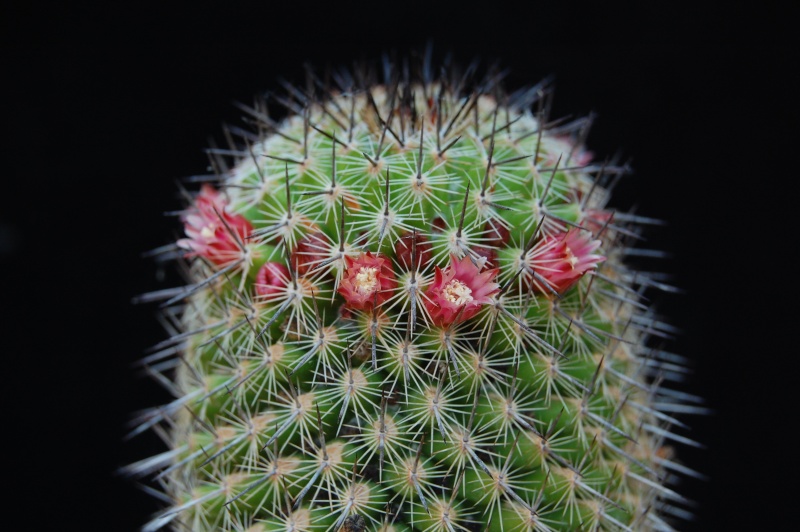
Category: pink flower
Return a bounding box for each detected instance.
[338,252,396,311]
[424,254,500,328]
[255,262,290,298]
[177,185,253,267]
[527,229,605,294]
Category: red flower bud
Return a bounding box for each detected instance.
[293,231,328,276]
[255,262,290,298]
[394,231,433,271]
[483,222,510,248]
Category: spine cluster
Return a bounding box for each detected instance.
[127,62,698,531]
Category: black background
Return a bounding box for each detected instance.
[2,2,795,530]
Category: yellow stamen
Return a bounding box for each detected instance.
[565,247,579,268]
[443,279,473,305]
[200,224,216,239]
[355,266,379,294]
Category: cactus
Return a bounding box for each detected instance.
[126,57,699,531]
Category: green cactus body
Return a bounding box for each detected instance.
[128,61,696,531]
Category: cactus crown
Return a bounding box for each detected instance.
[127,56,697,531]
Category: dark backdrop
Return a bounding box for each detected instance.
[2,3,794,530]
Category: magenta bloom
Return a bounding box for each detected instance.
[255,262,290,298]
[338,252,396,311]
[528,229,605,294]
[424,254,500,328]
[177,184,253,267]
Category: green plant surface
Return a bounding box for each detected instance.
[125,60,700,531]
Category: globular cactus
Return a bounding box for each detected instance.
[126,56,699,531]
